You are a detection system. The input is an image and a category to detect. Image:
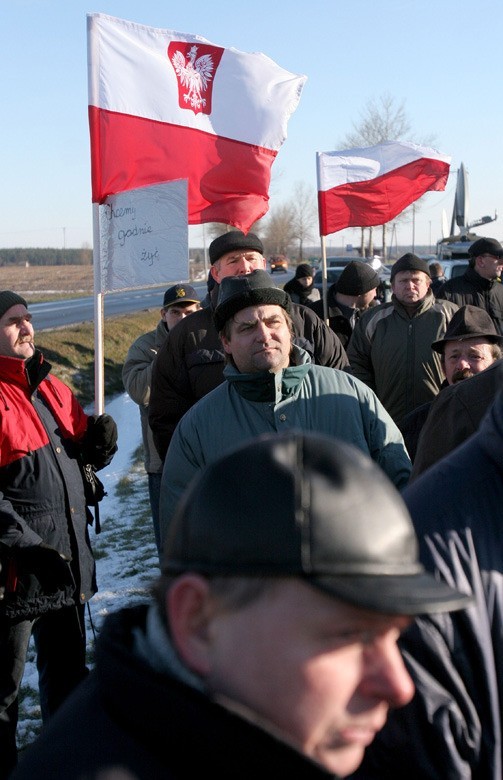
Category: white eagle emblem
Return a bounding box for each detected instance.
[171,46,215,112]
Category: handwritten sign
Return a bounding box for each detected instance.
[98,179,188,293]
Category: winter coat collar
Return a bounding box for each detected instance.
[224,345,311,403]
[464,265,497,291]
[0,349,51,391]
[391,289,436,319]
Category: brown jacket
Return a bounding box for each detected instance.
[412,358,503,478]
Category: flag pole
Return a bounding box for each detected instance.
[92,203,105,415]
[316,152,329,325]
[320,235,329,325]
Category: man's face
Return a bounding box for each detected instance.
[391,271,431,304]
[204,579,413,777]
[0,304,35,359]
[474,252,503,281]
[443,337,496,384]
[220,304,292,374]
[162,302,200,330]
[211,250,266,283]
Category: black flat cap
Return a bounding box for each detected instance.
[209,231,264,265]
[163,431,471,616]
[468,237,503,259]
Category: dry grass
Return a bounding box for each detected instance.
[36,310,160,407]
[1,265,94,299]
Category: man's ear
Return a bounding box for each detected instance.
[166,574,214,676]
[210,264,220,284]
[220,333,232,355]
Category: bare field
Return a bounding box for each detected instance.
[1,265,94,295]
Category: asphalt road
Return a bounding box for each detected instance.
[31,282,208,331]
[30,269,295,331]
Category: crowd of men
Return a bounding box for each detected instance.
[2,229,503,778]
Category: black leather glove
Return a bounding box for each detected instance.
[82,414,118,469]
[17,543,74,593]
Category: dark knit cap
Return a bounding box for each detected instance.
[432,304,503,353]
[468,237,503,259]
[214,269,291,332]
[209,231,264,265]
[336,261,380,295]
[0,291,28,320]
[162,284,200,308]
[390,253,431,281]
[294,263,314,279]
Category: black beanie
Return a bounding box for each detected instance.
[294,263,314,279]
[0,291,28,320]
[390,253,431,281]
[336,262,380,295]
[209,231,264,265]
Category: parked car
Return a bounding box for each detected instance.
[270,255,289,273]
[313,267,346,291]
[440,259,469,280]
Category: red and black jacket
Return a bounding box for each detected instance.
[0,351,97,619]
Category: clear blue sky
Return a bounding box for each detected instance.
[2,0,502,251]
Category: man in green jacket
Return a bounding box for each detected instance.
[160,270,411,545]
[347,253,458,425]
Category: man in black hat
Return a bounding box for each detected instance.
[0,291,118,778]
[148,230,349,460]
[437,236,503,333]
[347,253,458,425]
[398,304,503,460]
[283,263,320,305]
[159,269,411,540]
[122,284,201,555]
[412,351,503,478]
[432,303,502,385]
[310,261,380,348]
[10,432,469,780]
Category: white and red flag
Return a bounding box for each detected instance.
[316,141,451,236]
[87,13,306,232]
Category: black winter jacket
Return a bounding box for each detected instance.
[310,287,354,348]
[438,266,503,333]
[149,297,349,459]
[0,351,97,619]
[351,391,503,779]
[12,604,338,780]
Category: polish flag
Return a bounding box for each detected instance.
[316,141,451,236]
[87,14,306,232]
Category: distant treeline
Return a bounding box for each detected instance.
[0,248,93,266]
